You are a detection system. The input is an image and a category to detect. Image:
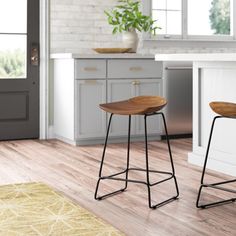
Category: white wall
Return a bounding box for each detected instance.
[50,0,122,53]
[50,0,236,53]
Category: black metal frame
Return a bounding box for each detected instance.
[94,112,179,209]
[196,116,236,209]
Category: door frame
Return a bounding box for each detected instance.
[39,0,50,139]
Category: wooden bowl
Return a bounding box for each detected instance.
[93,48,131,53]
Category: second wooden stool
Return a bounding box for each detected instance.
[196,101,236,208]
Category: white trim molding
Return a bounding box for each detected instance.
[39,0,50,139]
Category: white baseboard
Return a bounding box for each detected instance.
[188,152,236,177]
[48,125,55,139]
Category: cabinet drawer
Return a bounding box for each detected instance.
[75,59,106,79]
[108,60,162,79]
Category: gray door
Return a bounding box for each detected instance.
[0,0,39,140]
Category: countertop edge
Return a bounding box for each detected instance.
[50,53,155,59]
[155,53,236,61]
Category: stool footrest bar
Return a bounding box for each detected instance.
[203,178,236,187]
[128,167,172,175]
[197,196,236,209]
[203,184,236,194]
[197,181,236,208]
[99,171,175,186]
[100,176,147,185]
[101,170,127,179]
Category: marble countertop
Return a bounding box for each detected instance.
[155,53,236,61]
[51,53,154,59]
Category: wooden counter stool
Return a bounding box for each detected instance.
[196,101,236,208]
[94,96,179,209]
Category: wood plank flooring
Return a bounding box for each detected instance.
[0,138,235,236]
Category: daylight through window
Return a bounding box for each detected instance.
[151,0,234,39]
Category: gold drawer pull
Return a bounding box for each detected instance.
[83,67,98,72]
[84,80,97,84]
[129,66,143,72]
[132,80,140,85]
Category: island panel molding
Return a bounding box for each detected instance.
[155,54,236,176]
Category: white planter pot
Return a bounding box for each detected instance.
[122,30,139,53]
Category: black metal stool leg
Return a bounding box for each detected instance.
[124,115,131,189]
[144,115,152,208]
[161,113,179,198]
[196,116,219,208]
[200,116,219,186]
[95,114,131,200]
[95,113,118,200]
[144,113,179,209]
[196,116,236,208]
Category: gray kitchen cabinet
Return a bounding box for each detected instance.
[75,79,106,139]
[52,54,163,145]
[107,79,136,137]
[135,79,163,135]
[108,78,163,138]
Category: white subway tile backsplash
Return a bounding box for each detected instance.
[50,0,236,54]
[50,0,119,53]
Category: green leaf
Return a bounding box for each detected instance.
[112,27,118,34]
[104,0,161,34]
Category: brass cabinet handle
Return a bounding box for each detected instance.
[129,66,143,72]
[84,80,97,84]
[83,67,98,72]
[132,80,140,85]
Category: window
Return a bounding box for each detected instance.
[0,0,27,79]
[150,0,235,40]
[152,0,182,35]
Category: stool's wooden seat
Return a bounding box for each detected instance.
[99,96,167,115]
[210,101,236,118]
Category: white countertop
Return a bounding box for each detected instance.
[51,53,154,59]
[155,53,236,61]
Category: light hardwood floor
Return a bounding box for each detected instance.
[0,138,235,236]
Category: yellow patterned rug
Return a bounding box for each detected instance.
[0,182,124,236]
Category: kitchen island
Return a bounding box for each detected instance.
[156,53,236,176]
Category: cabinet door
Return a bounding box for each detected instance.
[76,80,106,139]
[107,79,135,136]
[135,79,163,135]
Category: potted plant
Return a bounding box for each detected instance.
[105,0,160,52]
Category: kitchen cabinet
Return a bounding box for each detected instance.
[51,54,163,145]
[107,79,162,137]
[75,79,106,139]
[107,79,135,137]
[135,79,163,135]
